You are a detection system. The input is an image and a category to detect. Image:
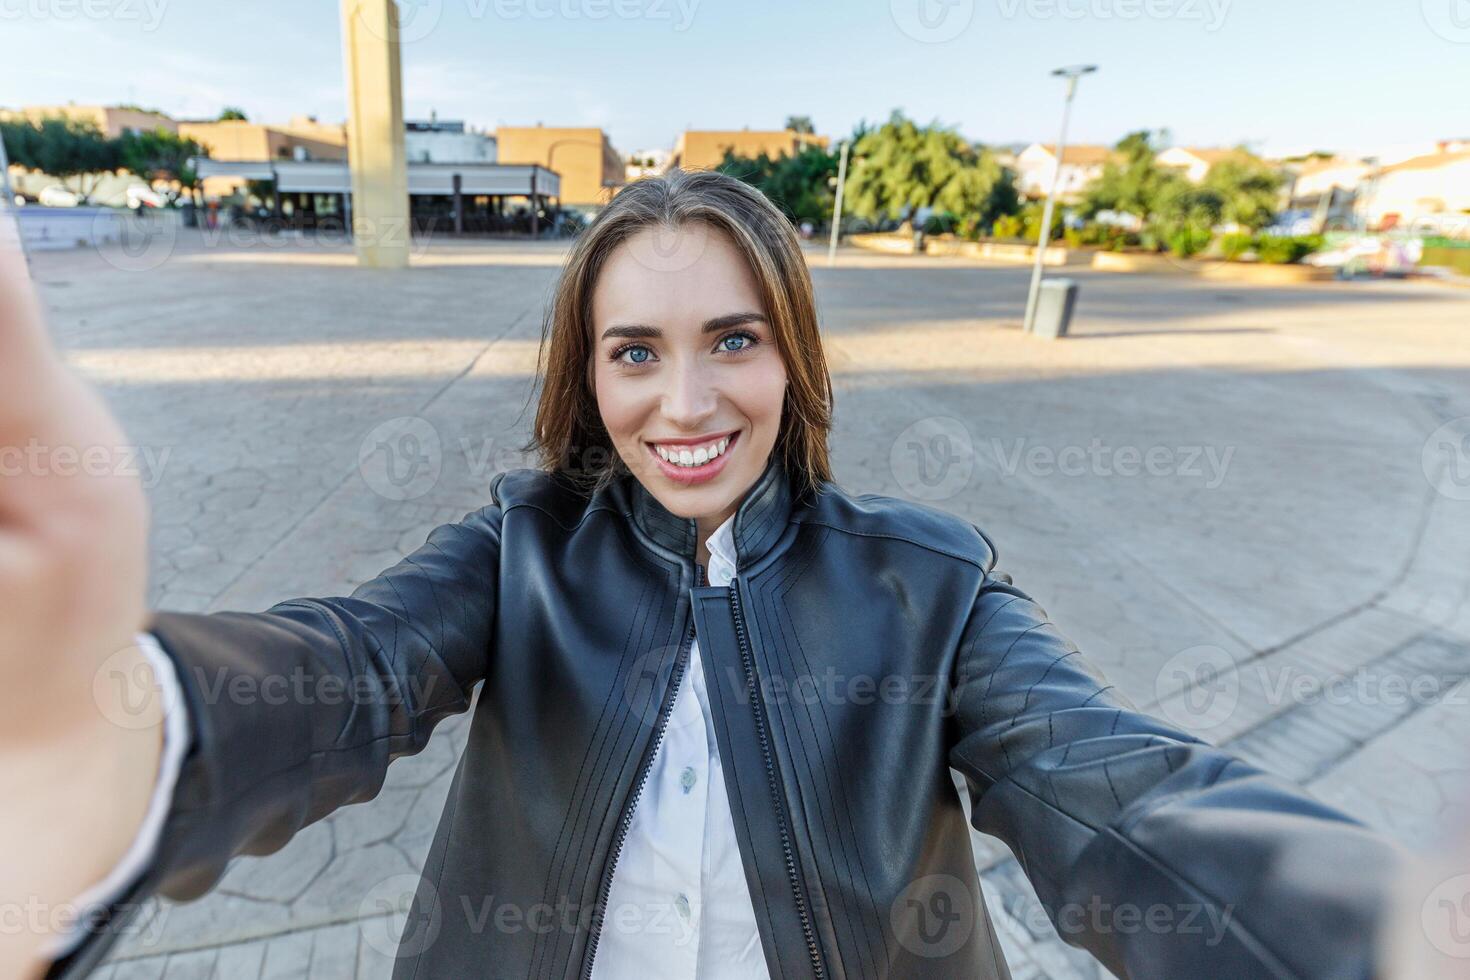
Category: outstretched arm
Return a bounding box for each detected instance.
[0,215,163,979]
[946,540,1410,978]
[0,224,507,978]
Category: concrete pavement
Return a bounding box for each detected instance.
[26,232,1470,979]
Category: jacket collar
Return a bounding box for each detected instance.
[615,452,797,569]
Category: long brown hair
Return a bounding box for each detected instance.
[528,167,833,497]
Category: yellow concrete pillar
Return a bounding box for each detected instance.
[340,0,410,268]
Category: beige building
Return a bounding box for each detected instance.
[1283,156,1373,208]
[178,119,347,163]
[667,129,830,171]
[1014,143,1118,201]
[1156,146,1254,183]
[1362,148,1470,233]
[175,119,347,200]
[496,126,623,207]
[4,104,176,137]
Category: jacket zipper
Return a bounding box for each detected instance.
[580,562,704,979]
[729,577,827,980]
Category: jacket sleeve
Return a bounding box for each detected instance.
[946,540,1410,980]
[43,497,504,980]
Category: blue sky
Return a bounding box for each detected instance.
[2,0,1467,158]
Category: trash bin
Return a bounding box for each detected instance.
[1031,277,1079,339]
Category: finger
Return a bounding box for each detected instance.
[0,218,65,440]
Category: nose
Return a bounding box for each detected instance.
[660,358,718,431]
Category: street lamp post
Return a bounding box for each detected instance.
[1022,64,1097,334]
[827,139,850,268]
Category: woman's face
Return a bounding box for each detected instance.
[591,220,788,533]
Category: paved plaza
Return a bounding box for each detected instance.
[28,230,1470,979]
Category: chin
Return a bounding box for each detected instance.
[621,430,773,525]
[648,482,742,521]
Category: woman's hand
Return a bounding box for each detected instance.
[0,221,162,976]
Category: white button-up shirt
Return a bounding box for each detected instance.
[591,512,769,978]
[54,513,770,979]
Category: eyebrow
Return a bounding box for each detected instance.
[600,312,767,341]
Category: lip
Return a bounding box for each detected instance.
[645,430,740,486]
[645,428,740,447]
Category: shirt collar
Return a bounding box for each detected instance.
[705,512,739,577]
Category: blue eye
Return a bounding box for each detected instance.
[614,344,654,365]
[719,332,755,353]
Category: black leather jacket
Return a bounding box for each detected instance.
[52,456,1406,979]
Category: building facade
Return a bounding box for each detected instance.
[1156,146,1253,183]
[667,129,830,171]
[1363,149,1470,233]
[406,118,496,164]
[495,125,623,207]
[3,104,177,137]
[1014,143,1117,201]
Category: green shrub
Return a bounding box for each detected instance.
[1255,234,1324,264]
[1421,245,1470,275]
[1220,233,1254,261]
[922,212,956,235]
[1166,225,1213,258]
[992,214,1024,241]
[1021,202,1064,243]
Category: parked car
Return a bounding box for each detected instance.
[38,186,82,208]
[126,184,166,209]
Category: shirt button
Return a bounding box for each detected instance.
[680,766,698,794]
[675,893,691,920]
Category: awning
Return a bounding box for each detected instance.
[194,159,561,198]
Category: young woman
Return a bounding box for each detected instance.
[4,170,1408,980]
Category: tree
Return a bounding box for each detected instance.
[843,110,1018,232]
[32,118,121,201]
[1152,182,1224,256]
[784,115,815,135]
[218,107,249,121]
[1079,129,1179,220]
[1202,154,1284,231]
[1,119,42,171]
[119,128,207,203]
[716,145,838,225]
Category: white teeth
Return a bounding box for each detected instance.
[653,435,734,467]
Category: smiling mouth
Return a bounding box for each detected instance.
[645,430,740,484]
[651,433,732,466]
